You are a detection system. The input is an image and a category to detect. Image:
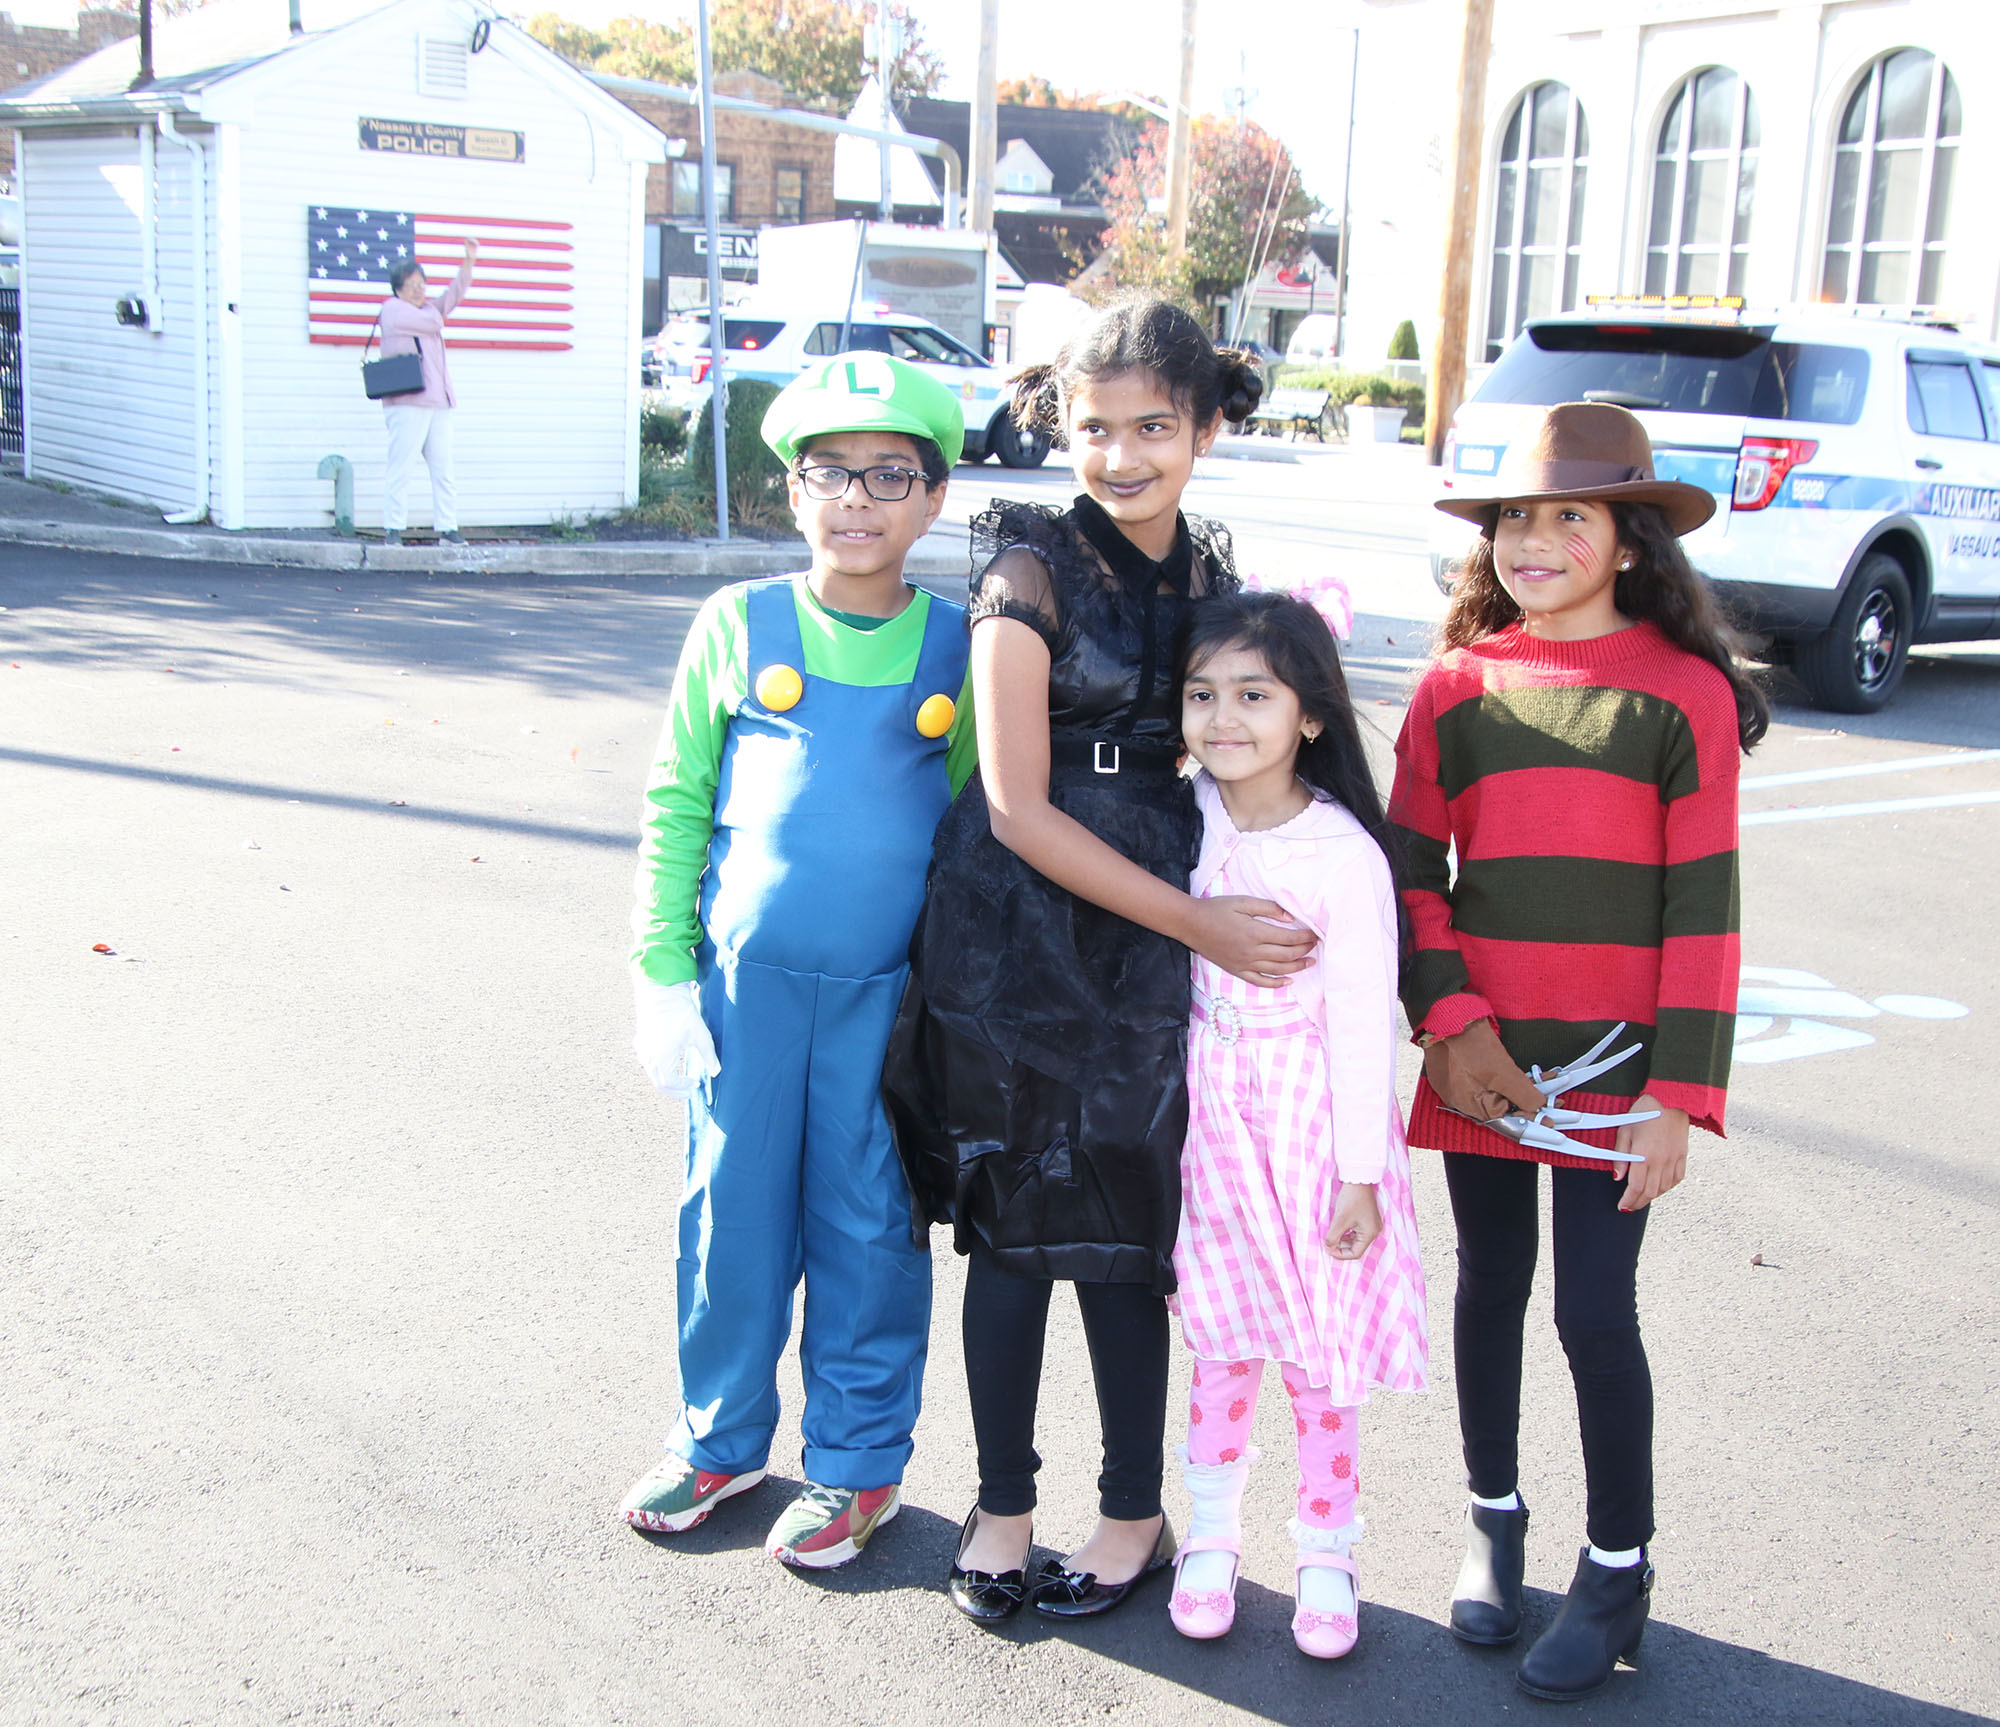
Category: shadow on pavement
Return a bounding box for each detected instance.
[0,745,634,850]
[647,1497,1987,1724]
[1763,650,2000,751]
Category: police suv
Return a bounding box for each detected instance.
[1432,299,2000,711]
[653,306,1045,469]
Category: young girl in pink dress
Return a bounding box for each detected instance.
[1168,590,1428,1658]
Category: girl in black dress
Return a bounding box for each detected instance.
[883,298,1319,1622]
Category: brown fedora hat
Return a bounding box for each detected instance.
[1436,401,1716,535]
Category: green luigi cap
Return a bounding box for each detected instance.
[760,351,966,470]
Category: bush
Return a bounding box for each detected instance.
[688,380,787,509]
[1387,319,1421,361]
[1276,366,1425,421]
[640,404,687,460]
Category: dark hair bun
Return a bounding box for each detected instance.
[1009,362,1063,443]
[1214,349,1265,424]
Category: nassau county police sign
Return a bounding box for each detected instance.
[359,117,525,163]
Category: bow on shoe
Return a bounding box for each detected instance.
[1448,1024,1660,1162]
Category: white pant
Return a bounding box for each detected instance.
[382,405,457,532]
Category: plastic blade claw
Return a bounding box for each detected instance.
[1533,1023,1646,1101]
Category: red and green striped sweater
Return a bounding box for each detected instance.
[1389,621,1741,1165]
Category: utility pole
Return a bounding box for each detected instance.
[969,0,998,233]
[1424,0,1493,464]
[876,6,897,221]
[1332,25,1357,361]
[1164,0,1197,255]
[697,0,729,539]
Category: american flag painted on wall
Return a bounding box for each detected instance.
[305,207,574,352]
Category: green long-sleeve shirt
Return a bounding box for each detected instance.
[631,577,977,985]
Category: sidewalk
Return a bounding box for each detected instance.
[0,437,1421,578]
[0,472,973,578]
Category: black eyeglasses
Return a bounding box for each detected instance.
[795,462,923,502]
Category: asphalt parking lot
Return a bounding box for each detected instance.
[2,531,1996,1725]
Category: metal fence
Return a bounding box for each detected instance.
[0,287,19,459]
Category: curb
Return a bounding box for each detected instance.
[0,514,971,579]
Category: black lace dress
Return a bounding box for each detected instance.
[883,495,1239,1293]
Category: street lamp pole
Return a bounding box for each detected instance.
[696,0,729,539]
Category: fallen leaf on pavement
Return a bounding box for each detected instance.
[92,943,114,955]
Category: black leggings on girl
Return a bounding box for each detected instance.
[961,1248,1170,1521]
[1443,1151,1654,1552]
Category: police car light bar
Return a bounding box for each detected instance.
[1583,294,1745,324]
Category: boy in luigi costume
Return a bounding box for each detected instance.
[621,354,973,1568]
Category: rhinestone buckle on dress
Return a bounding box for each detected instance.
[1209,999,1241,1047]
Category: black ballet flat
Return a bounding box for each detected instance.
[1030,1516,1177,1620]
[947,1506,1030,1625]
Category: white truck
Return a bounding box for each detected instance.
[754,220,996,356]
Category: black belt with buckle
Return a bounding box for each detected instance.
[1048,734,1183,777]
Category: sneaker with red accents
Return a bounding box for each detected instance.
[618,1452,766,1534]
[765,1482,901,1569]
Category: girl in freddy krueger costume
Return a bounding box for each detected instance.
[1391,402,1767,1702]
[1166,590,1427,1661]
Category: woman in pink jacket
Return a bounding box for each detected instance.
[377,238,476,544]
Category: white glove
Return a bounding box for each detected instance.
[632,974,720,1098]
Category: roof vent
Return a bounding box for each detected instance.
[418,35,470,97]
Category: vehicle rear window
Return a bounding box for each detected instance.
[723,318,786,352]
[888,324,982,366]
[805,321,893,356]
[1906,358,1988,440]
[1476,324,1870,424]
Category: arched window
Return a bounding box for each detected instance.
[1821,48,1961,306]
[1645,67,1759,297]
[1485,82,1589,360]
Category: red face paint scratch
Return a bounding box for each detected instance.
[1561,531,1597,572]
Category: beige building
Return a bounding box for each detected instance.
[1340,0,1998,370]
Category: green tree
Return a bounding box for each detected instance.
[1091,116,1316,308]
[528,2,942,109]
[1388,319,1420,360]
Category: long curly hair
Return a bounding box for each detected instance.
[1440,501,1770,751]
[1010,295,1264,448]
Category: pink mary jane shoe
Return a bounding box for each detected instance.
[1168,1536,1241,1640]
[1292,1549,1360,1659]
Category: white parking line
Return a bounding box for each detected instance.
[1741,789,2000,825]
[1742,748,2000,791]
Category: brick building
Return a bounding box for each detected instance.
[610,68,837,330]
[0,7,137,183]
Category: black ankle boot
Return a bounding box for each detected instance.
[1449,1498,1529,1646]
[1516,1547,1652,1701]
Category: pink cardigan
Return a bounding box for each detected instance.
[375,258,472,410]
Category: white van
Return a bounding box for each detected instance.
[1432,302,2000,711]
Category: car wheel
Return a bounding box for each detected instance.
[959,440,990,465]
[1794,552,1913,713]
[991,414,1051,469]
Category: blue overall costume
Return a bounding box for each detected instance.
[670,578,969,1490]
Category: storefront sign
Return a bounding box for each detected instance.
[660,222,759,279]
[360,117,525,163]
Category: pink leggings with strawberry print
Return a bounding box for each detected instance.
[1189,1358,1359,1529]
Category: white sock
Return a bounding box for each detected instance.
[1589,1543,1642,1568]
[1471,1490,1520,1511]
[1179,1548,1235,1592]
[1297,1554,1356,1618]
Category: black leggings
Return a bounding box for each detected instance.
[1443,1152,1654,1551]
[961,1249,1170,1521]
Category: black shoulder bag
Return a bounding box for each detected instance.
[360,311,425,400]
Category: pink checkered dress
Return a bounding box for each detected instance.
[1174,774,1428,1402]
